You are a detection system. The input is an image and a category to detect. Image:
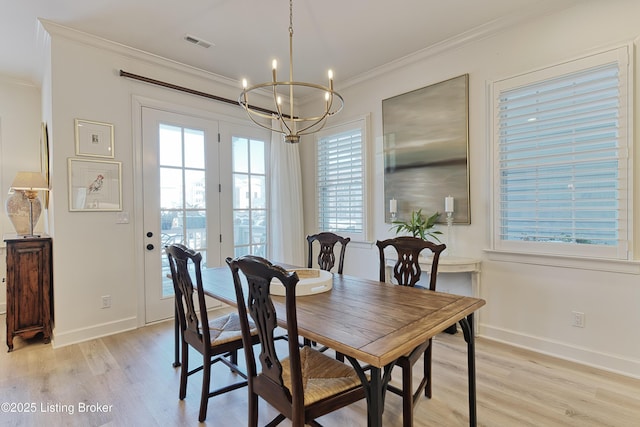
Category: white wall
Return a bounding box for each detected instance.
[299,0,640,378]
[0,77,42,313]
[41,21,255,346]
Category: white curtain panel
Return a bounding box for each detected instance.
[269,122,305,265]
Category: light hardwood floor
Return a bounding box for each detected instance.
[1,311,638,426]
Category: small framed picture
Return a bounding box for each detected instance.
[75,119,114,158]
[68,158,122,211]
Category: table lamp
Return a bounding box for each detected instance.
[6,172,49,237]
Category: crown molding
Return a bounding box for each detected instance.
[340,2,578,90]
[38,19,241,90]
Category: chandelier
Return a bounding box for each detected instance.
[239,0,344,143]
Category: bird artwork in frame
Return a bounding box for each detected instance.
[88,174,104,193]
[68,158,122,211]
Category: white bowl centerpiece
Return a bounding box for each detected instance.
[270,268,332,296]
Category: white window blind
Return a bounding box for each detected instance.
[492,47,630,259]
[316,123,365,240]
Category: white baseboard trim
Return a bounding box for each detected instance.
[51,317,138,348]
[479,324,640,380]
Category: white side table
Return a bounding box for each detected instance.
[420,255,481,299]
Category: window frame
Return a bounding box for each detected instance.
[314,114,370,242]
[489,45,633,262]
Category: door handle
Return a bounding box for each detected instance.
[146,244,154,251]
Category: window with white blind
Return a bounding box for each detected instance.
[491,46,631,260]
[315,116,369,241]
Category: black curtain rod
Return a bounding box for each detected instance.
[119,69,287,118]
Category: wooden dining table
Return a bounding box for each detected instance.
[174,265,485,426]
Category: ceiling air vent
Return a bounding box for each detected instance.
[183,34,213,49]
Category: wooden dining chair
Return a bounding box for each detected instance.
[226,255,366,427]
[376,236,446,427]
[166,243,257,422]
[306,232,351,355]
[307,232,351,274]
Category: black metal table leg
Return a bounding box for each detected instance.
[346,356,395,427]
[369,367,383,427]
[459,313,477,427]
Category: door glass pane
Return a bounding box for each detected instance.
[184,129,205,169]
[160,167,183,209]
[233,174,249,209]
[252,210,267,244]
[234,210,250,246]
[251,175,266,209]
[252,244,266,257]
[159,124,182,167]
[233,137,249,173]
[234,246,250,258]
[185,169,205,209]
[250,139,265,174]
[185,210,207,251]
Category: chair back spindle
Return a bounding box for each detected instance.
[307,232,350,274]
[377,236,445,289]
[167,244,210,351]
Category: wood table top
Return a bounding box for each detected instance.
[201,266,485,368]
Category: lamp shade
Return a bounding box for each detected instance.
[11,172,49,191]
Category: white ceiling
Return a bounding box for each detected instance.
[1,0,581,87]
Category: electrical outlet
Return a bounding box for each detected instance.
[572,311,585,328]
[101,295,112,309]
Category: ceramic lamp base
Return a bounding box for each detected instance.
[6,191,41,235]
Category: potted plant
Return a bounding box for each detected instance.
[390,209,442,242]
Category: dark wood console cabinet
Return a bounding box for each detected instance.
[4,235,53,351]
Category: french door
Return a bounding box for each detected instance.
[142,107,227,323]
[141,106,270,323]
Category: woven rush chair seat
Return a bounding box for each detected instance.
[206,312,252,346]
[281,345,362,405]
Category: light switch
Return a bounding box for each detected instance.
[116,211,130,224]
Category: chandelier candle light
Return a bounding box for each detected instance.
[239,0,344,143]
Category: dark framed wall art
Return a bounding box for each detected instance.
[383,74,470,224]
